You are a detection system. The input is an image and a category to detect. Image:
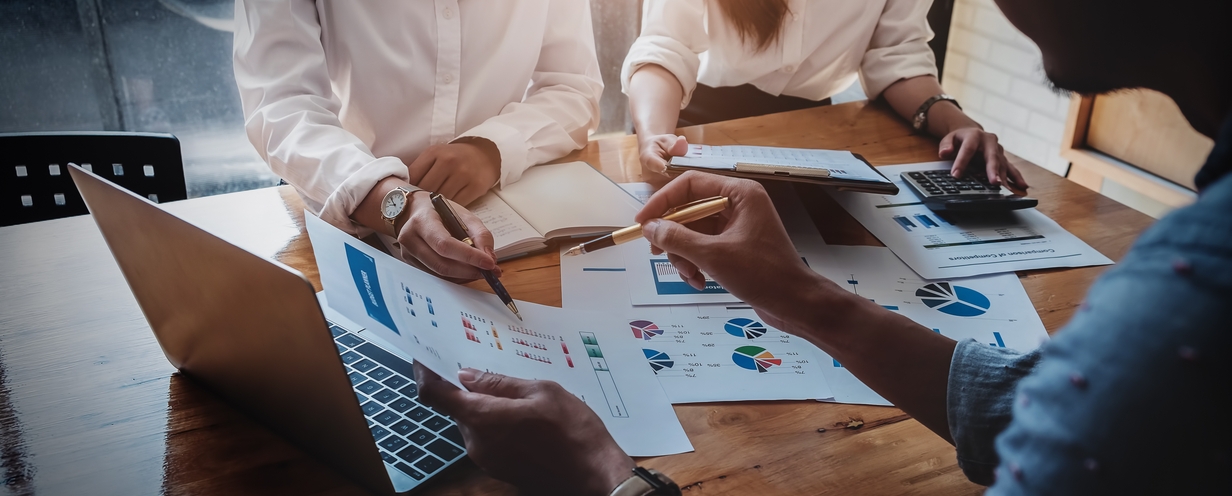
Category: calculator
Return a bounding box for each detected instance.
[901,170,1038,212]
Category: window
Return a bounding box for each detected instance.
[0,0,277,198]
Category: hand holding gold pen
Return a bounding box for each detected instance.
[563,196,731,256]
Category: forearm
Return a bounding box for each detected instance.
[629,65,685,139]
[780,273,957,442]
[881,75,982,138]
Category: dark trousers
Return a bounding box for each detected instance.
[677,83,831,127]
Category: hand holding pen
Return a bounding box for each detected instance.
[564,196,730,256]
[430,193,522,320]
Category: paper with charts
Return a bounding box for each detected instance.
[305,214,692,456]
[563,243,834,403]
[829,162,1112,279]
[622,182,828,306]
[809,245,1051,406]
[564,241,1050,406]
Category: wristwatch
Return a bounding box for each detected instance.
[379,186,414,237]
[912,93,961,132]
[610,467,681,496]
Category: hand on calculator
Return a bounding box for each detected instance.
[939,126,1028,193]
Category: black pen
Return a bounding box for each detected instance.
[429,193,522,321]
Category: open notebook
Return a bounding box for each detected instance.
[470,162,642,260]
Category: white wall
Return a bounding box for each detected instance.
[941,0,1071,176]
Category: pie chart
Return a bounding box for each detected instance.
[724,318,768,339]
[630,320,663,340]
[643,349,674,373]
[731,346,782,373]
[916,282,991,317]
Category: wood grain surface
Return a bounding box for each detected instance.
[0,101,1155,495]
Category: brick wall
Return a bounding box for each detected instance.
[941,0,1071,176]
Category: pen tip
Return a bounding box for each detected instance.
[564,246,581,257]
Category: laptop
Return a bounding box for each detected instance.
[68,164,464,494]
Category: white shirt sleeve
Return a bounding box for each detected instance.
[620,0,709,109]
[233,0,409,236]
[454,0,603,188]
[859,0,939,100]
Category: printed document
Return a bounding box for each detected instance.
[307,214,692,456]
[808,245,1051,406]
[563,243,834,403]
[622,182,826,306]
[830,162,1112,279]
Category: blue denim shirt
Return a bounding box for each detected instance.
[946,114,1232,494]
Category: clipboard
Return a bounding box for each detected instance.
[667,147,899,195]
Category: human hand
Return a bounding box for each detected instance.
[638,134,688,179]
[396,191,500,280]
[415,363,635,496]
[408,139,501,206]
[939,127,1029,192]
[636,171,835,330]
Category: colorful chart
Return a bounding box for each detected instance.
[731,346,782,373]
[642,349,674,373]
[916,282,991,317]
[724,318,767,339]
[630,320,664,341]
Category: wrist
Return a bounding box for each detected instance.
[929,102,980,137]
[778,273,871,344]
[591,455,637,496]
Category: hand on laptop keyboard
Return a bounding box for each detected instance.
[414,363,635,496]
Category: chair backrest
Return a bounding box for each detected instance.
[1,132,186,227]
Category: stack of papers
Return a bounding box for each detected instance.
[559,166,1087,407]
[828,162,1112,279]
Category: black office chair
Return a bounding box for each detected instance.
[1,132,187,227]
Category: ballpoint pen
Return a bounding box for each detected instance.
[429,193,522,321]
[563,196,730,256]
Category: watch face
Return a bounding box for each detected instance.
[382,190,405,218]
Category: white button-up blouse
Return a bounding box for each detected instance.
[234,0,603,235]
[622,0,937,108]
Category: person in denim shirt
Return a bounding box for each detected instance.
[408,0,1231,493]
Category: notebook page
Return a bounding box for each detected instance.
[468,192,542,251]
[494,162,640,238]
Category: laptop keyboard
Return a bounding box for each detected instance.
[327,320,466,482]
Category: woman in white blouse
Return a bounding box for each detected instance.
[234,0,602,279]
[623,0,1027,189]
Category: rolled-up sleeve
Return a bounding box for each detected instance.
[947,340,1042,486]
[233,0,408,236]
[620,0,708,108]
[455,0,603,188]
[860,0,938,100]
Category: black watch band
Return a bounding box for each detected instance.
[912,93,961,132]
[634,467,680,496]
[610,467,681,496]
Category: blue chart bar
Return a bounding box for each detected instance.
[880,305,899,311]
[933,328,941,334]
[833,359,843,368]
[892,215,917,232]
[914,214,939,228]
[990,332,1006,348]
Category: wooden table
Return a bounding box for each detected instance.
[0,101,1154,495]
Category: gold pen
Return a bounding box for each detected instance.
[564,196,730,256]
